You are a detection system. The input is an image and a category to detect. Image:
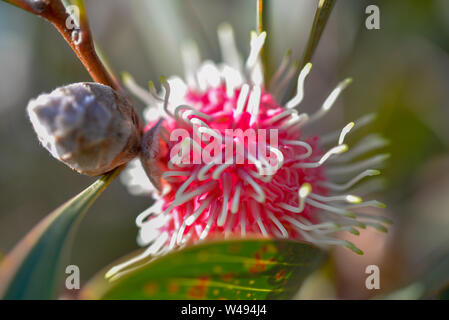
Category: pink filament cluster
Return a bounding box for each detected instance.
[145,84,328,243]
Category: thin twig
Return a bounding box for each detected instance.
[3,0,121,91]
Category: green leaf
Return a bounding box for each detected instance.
[0,167,122,300]
[301,0,336,68]
[81,239,326,300]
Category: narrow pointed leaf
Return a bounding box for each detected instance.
[301,0,336,68]
[81,239,326,300]
[0,168,122,300]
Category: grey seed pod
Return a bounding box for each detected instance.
[27,82,142,176]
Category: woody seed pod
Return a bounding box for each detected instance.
[27,82,142,176]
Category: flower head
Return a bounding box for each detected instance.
[115,24,389,275]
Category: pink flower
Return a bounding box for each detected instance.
[114,25,389,276]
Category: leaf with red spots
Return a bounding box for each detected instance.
[80,239,325,300]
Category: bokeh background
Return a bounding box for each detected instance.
[1,0,449,299]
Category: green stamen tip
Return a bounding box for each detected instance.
[344,78,353,85]
[344,241,364,255]
[345,212,356,219]
[376,225,388,233]
[378,202,387,209]
[121,71,132,82]
[358,222,367,229]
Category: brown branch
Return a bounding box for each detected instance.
[4,0,121,91]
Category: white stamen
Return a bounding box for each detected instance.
[273,61,298,100]
[267,211,288,238]
[217,173,232,226]
[185,197,213,226]
[246,31,267,72]
[354,213,392,225]
[197,126,222,144]
[135,201,164,227]
[246,151,267,177]
[334,134,389,163]
[225,213,236,238]
[293,144,348,168]
[251,201,268,236]
[357,221,388,233]
[269,50,292,90]
[264,109,296,125]
[236,84,250,116]
[306,198,354,217]
[160,77,174,117]
[338,122,355,145]
[200,205,217,240]
[176,221,188,245]
[231,183,242,214]
[240,205,246,236]
[122,73,155,105]
[248,86,262,125]
[284,112,309,130]
[345,200,386,209]
[283,216,337,232]
[350,178,386,196]
[239,169,266,203]
[327,154,389,175]
[161,171,190,178]
[267,146,284,173]
[138,216,170,245]
[321,169,381,191]
[174,105,211,125]
[278,182,311,213]
[181,40,201,88]
[309,78,352,122]
[175,170,197,199]
[281,140,313,159]
[294,227,362,254]
[168,231,178,250]
[165,181,217,213]
[222,66,243,97]
[309,193,363,204]
[285,62,312,109]
[211,161,231,179]
[248,167,273,183]
[217,23,242,71]
[197,154,223,181]
[320,113,377,145]
[197,61,221,89]
[148,81,164,102]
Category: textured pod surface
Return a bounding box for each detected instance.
[27,82,142,176]
[140,119,165,192]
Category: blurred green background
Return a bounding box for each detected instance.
[0,0,448,299]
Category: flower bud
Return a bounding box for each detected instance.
[27,82,142,176]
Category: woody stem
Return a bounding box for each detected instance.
[3,0,121,91]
